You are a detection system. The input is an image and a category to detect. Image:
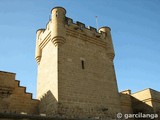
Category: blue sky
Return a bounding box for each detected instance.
[0,0,159,98]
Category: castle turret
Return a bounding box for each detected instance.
[35,29,44,64]
[51,7,66,46]
[99,26,115,61]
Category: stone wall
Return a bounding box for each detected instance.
[149,89,160,113]
[36,40,58,115]
[131,89,155,113]
[57,27,120,118]
[119,90,133,114]
[0,71,39,115]
[0,113,116,120]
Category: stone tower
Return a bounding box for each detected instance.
[35,7,120,119]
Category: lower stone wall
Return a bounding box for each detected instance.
[119,93,133,114]
[56,102,118,119]
[0,113,116,120]
[0,71,39,115]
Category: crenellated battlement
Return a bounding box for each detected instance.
[65,17,112,43]
[37,17,112,42]
[35,6,115,65]
[65,15,115,62]
[65,18,100,37]
[36,17,111,47]
[66,17,106,35]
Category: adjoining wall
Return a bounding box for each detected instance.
[0,71,39,115]
[119,90,133,114]
[120,89,160,115]
[149,89,160,113]
[131,88,158,114]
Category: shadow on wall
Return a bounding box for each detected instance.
[131,97,154,114]
[39,90,58,116]
[131,97,160,120]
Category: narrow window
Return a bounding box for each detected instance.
[81,60,85,69]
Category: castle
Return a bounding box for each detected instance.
[0,7,160,120]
